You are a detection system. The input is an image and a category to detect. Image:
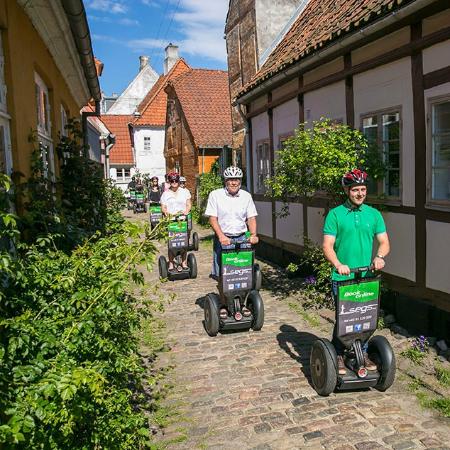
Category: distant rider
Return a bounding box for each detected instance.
[322,169,390,375]
[179,176,186,189]
[160,172,192,270]
[148,176,161,204]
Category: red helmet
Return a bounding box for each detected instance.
[167,171,180,182]
[342,169,368,187]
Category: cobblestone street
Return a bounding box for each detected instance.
[142,221,450,450]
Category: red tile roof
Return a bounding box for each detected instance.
[168,69,232,148]
[100,115,133,164]
[238,0,415,98]
[134,59,191,126]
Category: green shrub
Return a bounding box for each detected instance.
[0,176,158,447]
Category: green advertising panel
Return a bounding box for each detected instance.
[168,221,187,232]
[337,280,380,303]
[150,206,162,213]
[337,278,380,338]
[222,250,253,293]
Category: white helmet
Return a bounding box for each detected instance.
[223,166,243,179]
[179,176,186,182]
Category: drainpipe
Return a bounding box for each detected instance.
[104,133,115,179]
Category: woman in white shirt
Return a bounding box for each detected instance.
[160,172,192,270]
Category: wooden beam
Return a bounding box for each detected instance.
[344,53,354,128]
[411,22,427,288]
[423,65,450,90]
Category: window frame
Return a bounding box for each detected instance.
[255,139,271,194]
[360,106,403,203]
[427,94,450,208]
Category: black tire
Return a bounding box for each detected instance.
[192,232,199,251]
[310,338,338,396]
[368,335,396,392]
[158,256,168,279]
[188,253,197,279]
[254,264,262,291]
[247,290,264,331]
[204,294,220,336]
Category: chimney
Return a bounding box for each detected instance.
[164,43,179,75]
[139,55,149,71]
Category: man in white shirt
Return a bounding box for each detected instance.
[205,166,259,289]
[160,172,192,270]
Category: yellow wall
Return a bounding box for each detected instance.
[1,0,82,179]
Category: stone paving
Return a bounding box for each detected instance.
[139,217,450,450]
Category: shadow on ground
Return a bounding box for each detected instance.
[261,263,305,302]
[276,324,319,389]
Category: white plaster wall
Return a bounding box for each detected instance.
[353,58,415,207]
[307,206,325,245]
[251,112,270,193]
[276,201,303,245]
[108,66,159,115]
[134,127,166,178]
[255,200,273,237]
[423,40,450,74]
[273,98,299,155]
[426,220,450,294]
[272,78,298,102]
[303,81,346,125]
[381,212,415,281]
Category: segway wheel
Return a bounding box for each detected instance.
[192,232,199,251]
[188,253,197,279]
[247,290,264,331]
[310,338,337,396]
[144,205,147,213]
[158,256,168,279]
[368,335,396,392]
[253,264,262,291]
[204,294,220,337]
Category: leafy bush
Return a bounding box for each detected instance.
[267,118,385,209]
[194,162,223,226]
[0,173,159,447]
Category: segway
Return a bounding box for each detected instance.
[149,203,162,230]
[158,215,197,281]
[133,191,146,214]
[127,190,136,210]
[204,235,263,336]
[310,266,396,396]
[186,213,199,251]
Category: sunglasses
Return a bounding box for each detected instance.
[169,179,179,183]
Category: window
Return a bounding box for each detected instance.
[256,141,270,193]
[0,32,7,114]
[35,73,51,137]
[141,136,151,156]
[61,105,68,137]
[362,110,401,198]
[116,168,131,182]
[430,99,450,203]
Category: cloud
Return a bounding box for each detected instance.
[91,34,122,43]
[165,0,228,63]
[141,0,161,7]
[126,38,167,53]
[86,0,128,14]
[90,15,139,26]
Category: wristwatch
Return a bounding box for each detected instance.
[376,254,385,260]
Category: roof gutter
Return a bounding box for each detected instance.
[61,0,101,102]
[237,0,436,105]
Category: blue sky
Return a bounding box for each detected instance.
[85,0,229,95]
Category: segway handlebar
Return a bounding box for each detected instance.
[221,236,252,251]
[349,264,375,274]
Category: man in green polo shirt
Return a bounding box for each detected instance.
[323,169,390,375]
